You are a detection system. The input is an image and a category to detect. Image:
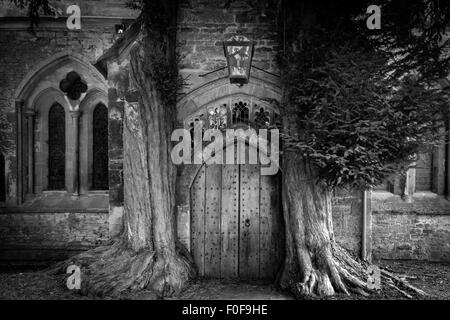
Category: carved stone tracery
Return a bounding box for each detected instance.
[184,99,278,132]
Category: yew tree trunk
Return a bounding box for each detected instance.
[276,70,374,297]
[275,0,373,298]
[278,152,364,297]
[50,1,195,298]
[277,125,428,299]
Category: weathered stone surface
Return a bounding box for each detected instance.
[332,189,363,255]
[108,100,124,208]
[372,212,450,261]
[0,211,109,265]
[177,2,279,93]
[372,192,450,261]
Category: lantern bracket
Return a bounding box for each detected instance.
[198,65,278,80]
[198,66,228,78]
[251,65,280,78]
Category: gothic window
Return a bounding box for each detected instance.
[232,101,250,125]
[92,104,109,190]
[254,106,271,128]
[0,153,5,202]
[48,103,66,190]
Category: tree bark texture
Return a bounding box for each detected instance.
[49,1,195,298]
[278,151,366,297]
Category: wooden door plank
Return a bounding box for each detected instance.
[260,173,282,279]
[239,163,260,279]
[190,166,206,276]
[204,164,222,277]
[259,173,272,279]
[220,161,239,278]
[270,174,283,279]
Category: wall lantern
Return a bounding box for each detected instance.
[223,35,254,85]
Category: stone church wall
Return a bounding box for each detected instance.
[0,1,134,266]
[0,0,448,266]
[372,193,450,261]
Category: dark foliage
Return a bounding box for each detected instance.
[139,0,186,113]
[280,0,450,189]
[2,0,61,27]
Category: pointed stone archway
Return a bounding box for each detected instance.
[175,77,284,280]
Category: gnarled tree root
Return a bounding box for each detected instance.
[279,242,429,299]
[47,238,196,299]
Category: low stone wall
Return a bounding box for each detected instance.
[0,210,109,266]
[372,192,450,261]
[332,189,364,256]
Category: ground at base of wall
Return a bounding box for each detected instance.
[0,260,448,300]
[171,280,293,300]
[323,260,450,300]
[376,260,450,300]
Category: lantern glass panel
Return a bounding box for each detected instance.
[224,36,254,84]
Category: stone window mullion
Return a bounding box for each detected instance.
[0,153,5,202]
[70,109,81,196]
[446,118,450,199]
[25,110,35,196]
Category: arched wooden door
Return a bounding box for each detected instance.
[190,161,283,280]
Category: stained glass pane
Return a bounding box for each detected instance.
[232,101,249,125]
[254,106,271,128]
[92,104,109,190]
[226,45,251,78]
[208,104,227,130]
[48,104,66,190]
[0,153,5,201]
